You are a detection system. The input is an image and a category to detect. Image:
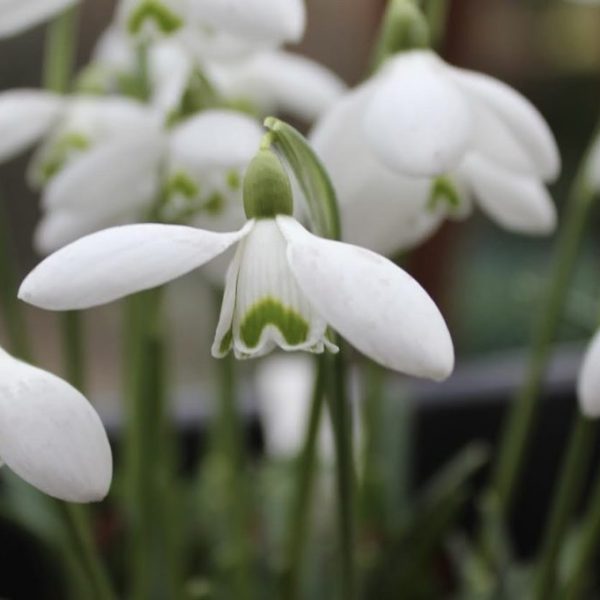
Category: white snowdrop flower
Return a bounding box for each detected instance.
[0,346,112,502]
[0,0,79,39]
[19,149,454,380]
[206,50,348,123]
[311,49,561,256]
[577,330,600,418]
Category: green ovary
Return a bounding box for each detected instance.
[240,298,310,349]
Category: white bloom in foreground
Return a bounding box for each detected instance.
[0,347,112,502]
[311,49,560,255]
[577,330,600,418]
[0,0,79,39]
[19,150,454,380]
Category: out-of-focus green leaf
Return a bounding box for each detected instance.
[263,117,341,241]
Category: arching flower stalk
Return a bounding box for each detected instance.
[19,145,454,381]
[311,49,560,256]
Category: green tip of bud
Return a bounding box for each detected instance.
[243,150,293,219]
[128,0,183,36]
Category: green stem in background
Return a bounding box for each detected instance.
[61,310,85,390]
[561,458,600,600]
[487,141,598,524]
[281,357,326,600]
[124,289,180,600]
[325,345,357,600]
[43,7,78,93]
[56,502,115,600]
[0,194,31,360]
[43,9,117,600]
[531,414,596,600]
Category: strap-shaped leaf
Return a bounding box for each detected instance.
[264,117,341,241]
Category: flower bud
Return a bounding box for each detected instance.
[243,149,293,218]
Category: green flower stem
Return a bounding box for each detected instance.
[487,144,598,523]
[124,289,180,600]
[325,345,357,600]
[281,356,326,600]
[531,414,596,600]
[56,502,115,600]
[424,0,451,49]
[0,194,31,360]
[61,311,85,390]
[42,9,117,600]
[560,458,600,599]
[43,7,78,93]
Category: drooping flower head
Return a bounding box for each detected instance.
[311,49,561,256]
[19,144,454,380]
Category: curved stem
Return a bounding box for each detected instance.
[281,357,325,600]
[561,461,600,599]
[487,141,598,522]
[326,346,356,600]
[43,7,78,92]
[531,414,596,600]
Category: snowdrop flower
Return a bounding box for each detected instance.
[0,346,112,502]
[577,330,600,418]
[312,49,560,255]
[0,0,79,39]
[19,148,454,380]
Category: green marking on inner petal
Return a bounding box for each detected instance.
[240,297,309,349]
[40,133,90,182]
[428,176,462,212]
[226,169,241,191]
[167,171,200,200]
[219,329,233,355]
[128,0,183,35]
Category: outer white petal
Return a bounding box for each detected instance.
[169,109,262,168]
[460,154,556,234]
[0,90,64,162]
[209,51,347,122]
[0,0,79,38]
[19,222,253,310]
[449,67,560,181]
[191,0,305,44]
[42,131,164,217]
[278,217,454,380]
[0,347,111,502]
[311,84,445,256]
[578,330,600,418]
[363,51,472,177]
[92,26,136,73]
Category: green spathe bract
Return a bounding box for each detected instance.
[128,0,183,35]
[243,149,294,219]
[240,297,309,349]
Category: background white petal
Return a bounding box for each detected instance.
[149,41,193,116]
[0,348,111,502]
[209,51,347,122]
[577,330,600,418]
[19,222,253,310]
[0,0,79,39]
[169,110,262,168]
[190,0,306,45]
[364,51,472,177]
[460,154,556,234]
[586,133,600,191]
[449,67,560,181]
[0,90,64,163]
[278,217,455,380]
